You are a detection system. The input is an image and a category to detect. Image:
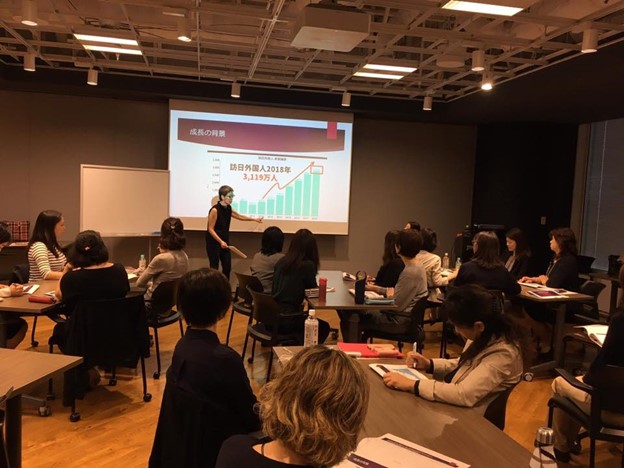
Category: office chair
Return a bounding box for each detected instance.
[548,366,624,468]
[362,297,429,352]
[484,384,517,430]
[243,289,299,381]
[147,280,184,379]
[49,294,152,420]
[226,273,263,345]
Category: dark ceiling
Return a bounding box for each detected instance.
[2,38,624,126]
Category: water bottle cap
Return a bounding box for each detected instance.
[308,309,316,317]
[535,426,554,445]
[140,254,145,259]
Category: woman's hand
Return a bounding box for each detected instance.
[9,284,24,296]
[537,275,548,285]
[406,351,431,371]
[255,217,264,224]
[383,372,414,392]
[446,270,458,281]
[520,276,536,283]
[220,240,228,249]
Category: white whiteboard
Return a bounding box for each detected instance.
[81,165,169,236]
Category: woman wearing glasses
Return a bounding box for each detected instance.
[206,185,263,279]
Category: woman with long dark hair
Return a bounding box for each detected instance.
[373,230,404,288]
[28,210,68,281]
[504,228,532,280]
[272,229,329,344]
[454,231,521,296]
[383,284,527,412]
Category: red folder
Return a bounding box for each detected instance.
[28,295,56,304]
[337,342,402,358]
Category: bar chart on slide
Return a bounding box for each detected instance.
[232,164,323,219]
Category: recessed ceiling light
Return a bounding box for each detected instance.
[74,34,139,46]
[442,1,523,17]
[353,71,405,80]
[83,45,143,55]
[363,64,417,73]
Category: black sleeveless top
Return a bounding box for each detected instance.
[207,202,232,244]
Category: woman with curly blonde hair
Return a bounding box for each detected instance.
[216,346,370,467]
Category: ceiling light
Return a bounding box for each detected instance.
[23,52,35,71]
[481,73,493,91]
[423,96,432,111]
[363,64,417,73]
[21,0,38,26]
[581,28,598,53]
[163,7,187,17]
[74,34,138,46]
[177,19,192,42]
[436,54,465,69]
[341,91,351,107]
[471,50,485,72]
[353,71,404,80]
[83,45,143,55]
[87,69,98,86]
[231,82,241,98]
[442,1,523,16]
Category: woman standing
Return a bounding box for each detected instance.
[28,210,68,281]
[206,185,263,280]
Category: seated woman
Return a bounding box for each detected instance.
[503,227,532,280]
[372,230,404,288]
[272,229,330,344]
[216,345,369,468]
[28,210,68,281]
[53,230,130,351]
[550,265,624,462]
[383,284,526,413]
[415,227,451,301]
[136,217,189,317]
[454,231,521,297]
[150,268,260,467]
[356,229,428,338]
[250,226,285,293]
[0,223,27,348]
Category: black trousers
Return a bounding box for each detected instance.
[206,242,232,280]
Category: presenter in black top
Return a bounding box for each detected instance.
[206,185,263,279]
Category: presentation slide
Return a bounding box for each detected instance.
[169,100,353,235]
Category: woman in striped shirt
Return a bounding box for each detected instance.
[28,210,68,281]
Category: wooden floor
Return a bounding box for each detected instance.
[14,310,622,467]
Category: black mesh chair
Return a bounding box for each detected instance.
[484,385,517,430]
[242,289,300,381]
[226,273,263,345]
[548,366,624,468]
[147,280,184,379]
[49,294,152,419]
[361,297,429,352]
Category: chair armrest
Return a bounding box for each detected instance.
[555,368,593,394]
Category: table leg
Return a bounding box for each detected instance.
[6,394,22,468]
[0,312,9,348]
[341,310,361,343]
[529,303,566,374]
[609,280,619,317]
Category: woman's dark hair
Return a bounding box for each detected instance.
[159,217,186,250]
[281,228,320,273]
[405,221,421,231]
[472,231,503,269]
[549,227,578,257]
[396,229,422,259]
[260,226,285,255]
[177,268,232,327]
[67,230,109,268]
[421,228,438,253]
[444,284,530,367]
[506,228,531,259]
[0,223,11,244]
[218,185,234,200]
[381,230,401,266]
[28,210,63,257]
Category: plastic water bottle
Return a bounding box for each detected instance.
[529,427,557,467]
[442,252,450,270]
[139,254,147,270]
[455,257,462,270]
[304,309,319,347]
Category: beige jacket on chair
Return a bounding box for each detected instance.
[418,338,523,414]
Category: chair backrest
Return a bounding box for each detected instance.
[248,289,283,330]
[580,280,606,301]
[484,385,516,430]
[234,272,263,306]
[488,290,505,315]
[577,255,595,274]
[407,296,429,335]
[591,365,624,419]
[9,264,29,284]
[150,280,180,317]
[65,294,150,368]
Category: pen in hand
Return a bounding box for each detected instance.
[412,342,418,369]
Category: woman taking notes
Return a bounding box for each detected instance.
[216,345,369,468]
[28,210,68,281]
[383,285,526,413]
[206,185,263,280]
